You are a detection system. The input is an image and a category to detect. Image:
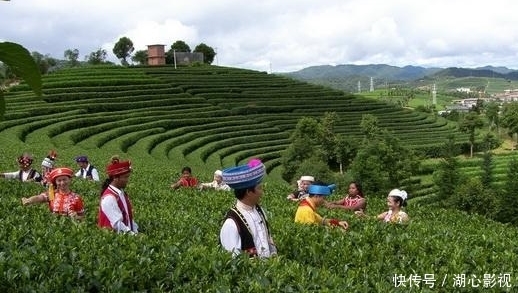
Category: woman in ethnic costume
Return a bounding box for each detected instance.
[21,167,85,220]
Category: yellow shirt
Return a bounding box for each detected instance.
[294,198,323,225]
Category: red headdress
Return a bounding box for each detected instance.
[106,155,132,177]
[17,153,33,168]
[48,167,74,184]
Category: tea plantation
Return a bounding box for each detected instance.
[0,65,516,292]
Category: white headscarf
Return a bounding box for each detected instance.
[388,189,408,201]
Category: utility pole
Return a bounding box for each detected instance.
[173,49,177,69]
[432,83,437,105]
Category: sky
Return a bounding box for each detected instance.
[2,0,518,73]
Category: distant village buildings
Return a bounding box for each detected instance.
[440,87,518,115]
[493,89,518,103]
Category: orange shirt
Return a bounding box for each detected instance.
[45,191,85,216]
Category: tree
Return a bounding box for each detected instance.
[31,51,57,74]
[193,43,216,64]
[0,42,42,119]
[131,50,148,65]
[485,100,500,133]
[433,135,463,206]
[495,158,518,225]
[349,115,419,196]
[64,48,80,67]
[334,134,356,174]
[451,177,497,217]
[281,112,354,181]
[481,132,501,151]
[318,112,339,164]
[170,40,191,52]
[500,102,518,150]
[471,98,485,114]
[86,48,107,65]
[359,114,382,141]
[296,155,334,184]
[459,111,484,157]
[480,150,493,187]
[112,37,134,66]
[166,40,191,64]
[280,117,321,182]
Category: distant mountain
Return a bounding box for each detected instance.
[284,64,442,82]
[430,67,506,79]
[285,64,518,81]
[282,64,518,93]
[474,65,515,75]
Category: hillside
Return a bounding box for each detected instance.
[1,65,517,291]
[2,65,468,177]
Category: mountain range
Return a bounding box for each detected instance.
[284,64,518,82]
[282,64,518,93]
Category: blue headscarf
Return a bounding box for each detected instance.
[308,184,336,196]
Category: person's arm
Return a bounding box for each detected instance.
[21,193,48,205]
[324,218,349,230]
[219,184,231,191]
[327,198,366,211]
[324,198,345,208]
[100,195,133,233]
[287,190,303,201]
[68,196,85,220]
[75,170,81,178]
[376,211,388,221]
[91,168,100,181]
[354,210,385,222]
[171,178,184,189]
[286,192,297,201]
[2,171,19,180]
[199,182,212,190]
[220,218,241,257]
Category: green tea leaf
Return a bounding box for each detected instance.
[0,41,42,97]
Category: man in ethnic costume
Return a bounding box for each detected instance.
[219,159,277,258]
[98,156,139,234]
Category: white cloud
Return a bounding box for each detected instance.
[2,0,518,71]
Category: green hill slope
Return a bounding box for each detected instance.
[2,65,468,177]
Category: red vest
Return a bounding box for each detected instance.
[97,186,134,231]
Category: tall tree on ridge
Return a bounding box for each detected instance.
[113,37,134,66]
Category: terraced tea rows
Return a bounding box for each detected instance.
[2,65,469,177]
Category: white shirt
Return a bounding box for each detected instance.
[220,200,275,258]
[100,185,138,233]
[75,164,100,181]
[200,180,231,191]
[2,170,40,181]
